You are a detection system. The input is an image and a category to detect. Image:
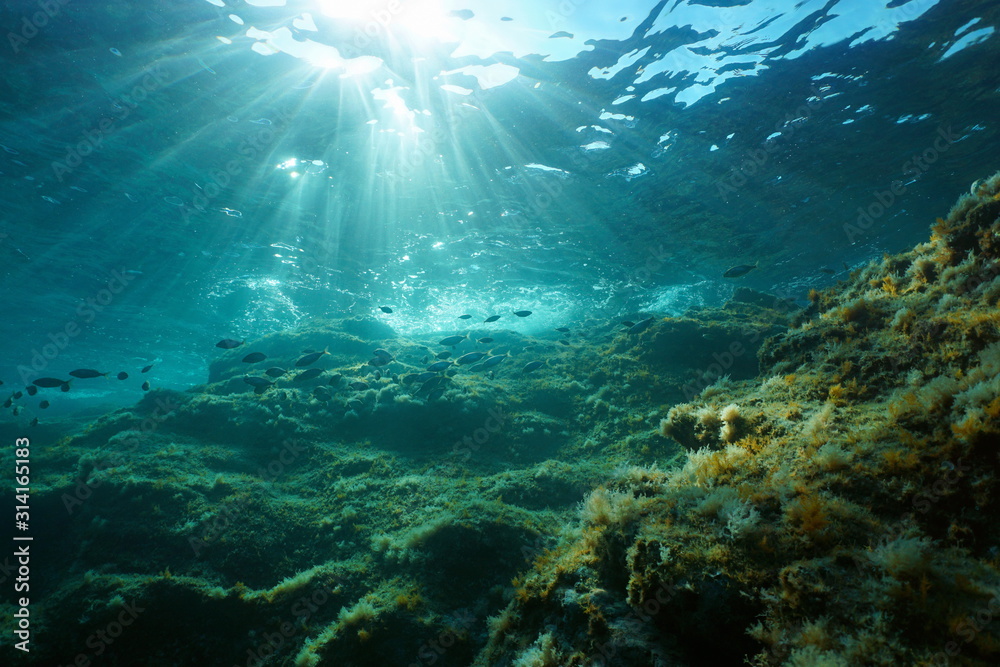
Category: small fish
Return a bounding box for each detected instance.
[13,391,23,399]
[216,339,243,349]
[243,376,274,388]
[33,378,67,388]
[513,310,532,317]
[30,417,38,427]
[439,335,467,347]
[39,400,50,409]
[349,381,369,391]
[436,351,452,360]
[117,372,128,380]
[427,386,446,401]
[2,397,11,408]
[414,372,438,383]
[141,381,150,391]
[477,337,494,344]
[60,383,70,392]
[242,352,267,363]
[26,386,37,396]
[313,386,332,401]
[419,376,448,391]
[348,399,364,412]
[427,360,454,372]
[70,369,108,379]
[457,314,472,320]
[723,262,758,278]
[628,317,655,335]
[367,356,390,367]
[819,266,836,275]
[457,351,488,365]
[295,349,329,367]
[555,327,570,333]
[379,306,393,313]
[401,374,420,385]
[294,368,324,382]
[328,373,343,385]
[12,406,19,416]
[621,321,635,328]
[265,367,286,378]
[141,364,153,373]
[484,315,501,323]
[481,354,508,369]
[522,361,545,373]
[373,370,382,380]
[373,348,393,360]
[558,339,570,346]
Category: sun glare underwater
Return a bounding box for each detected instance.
[2,0,1000,665]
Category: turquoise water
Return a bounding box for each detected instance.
[2,0,996,414]
[2,1,1000,665]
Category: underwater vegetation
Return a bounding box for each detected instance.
[3,174,1000,665]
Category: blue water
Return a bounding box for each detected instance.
[1,0,997,415]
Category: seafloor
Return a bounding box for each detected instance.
[3,174,1000,665]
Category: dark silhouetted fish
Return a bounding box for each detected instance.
[513,310,532,317]
[328,373,343,385]
[723,262,757,278]
[427,360,453,372]
[295,349,329,367]
[217,339,243,349]
[33,378,67,388]
[457,314,472,320]
[117,372,128,380]
[477,337,493,344]
[13,391,22,399]
[373,348,393,360]
[427,386,446,401]
[265,367,286,378]
[294,368,324,382]
[349,381,369,391]
[30,417,38,427]
[242,352,267,363]
[414,372,437,383]
[457,352,488,365]
[621,321,635,328]
[628,317,655,335]
[313,386,332,401]
[481,354,508,368]
[60,383,70,392]
[819,266,836,275]
[70,369,107,379]
[244,376,274,388]
[555,327,570,333]
[3,397,11,408]
[439,335,467,347]
[523,361,545,373]
[379,306,393,313]
[348,399,364,412]
[12,406,19,416]
[558,339,570,346]
[141,381,150,391]
[484,315,501,322]
[367,356,390,367]
[39,400,49,409]
[436,351,452,360]
[141,364,153,373]
[26,386,37,396]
